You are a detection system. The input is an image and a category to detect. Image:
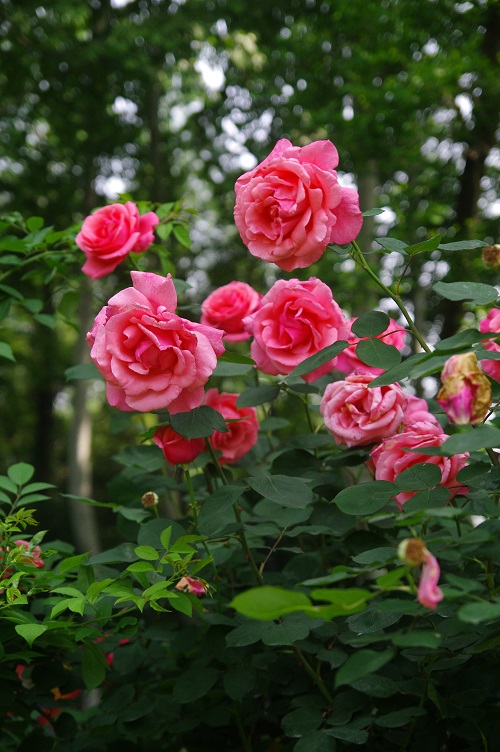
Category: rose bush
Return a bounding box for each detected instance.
[76,201,159,279]
[234,138,363,270]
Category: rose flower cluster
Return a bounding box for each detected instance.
[80,137,496,610]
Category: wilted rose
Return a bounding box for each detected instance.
[234,138,362,271]
[437,352,491,425]
[417,552,444,610]
[76,201,159,279]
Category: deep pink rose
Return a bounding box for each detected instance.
[204,389,259,465]
[417,552,444,610]
[175,576,207,596]
[234,138,362,271]
[153,425,205,465]
[479,308,500,382]
[320,371,407,447]
[200,281,262,342]
[369,421,469,509]
[86,271,225,413]
[244,277,349,383]
[402,395,440,427]
[335,317,407,376]
[76,201,159,280]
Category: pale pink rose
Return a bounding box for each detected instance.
[243,277,349,383]
[86,271,225,413]
[479,308,500,382]
[153,425,205,465]
[200,281,262,342]
[369,421,469,509]
[335,317,407,376]
[234,138,362,271]
[76,201,159,280]
[175,576,207,596]
[204,389,259,465]
[320,371,407,447]
[417,552,444,610]
[402,395,440,427]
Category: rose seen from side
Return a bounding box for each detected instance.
[153,425,205,465]
[204,389,259,465]
[234,138,362,271]
[87,271,225,413]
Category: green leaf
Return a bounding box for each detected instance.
[294,731,337,752]
[223,667,257,701]
[282,707,323,737]
[368,352,428,386]
[352,547,396,565]
[170,406,228,439]
[349,674,399,698]
[362,208,384,217]
[247,475,313,508]
[160,526,173,550]
[65,362,101,381]
[334,648,394,688]
[219,351,256,365]
[402,486,449,511]
[433,281,497,306]
[172,224,191,249]
[375,707,427,728]
[173,667,218,703]
[82,643,108,690]
[457,601,500,624]
[391,631,442,648]
[213,361,254,376]
[438,239,487,251]
[156,223,173,241]
[395,463,442,491]
[134,545,159,561]
[34,313,58,329]
[406,234,441,255]
[231,586,312,620]
[286,341,349,379]
[355,339,401,369]
[236,385,281,407]
[15,623,48,647]
[7,463,35,486]
[351,311,390,337]
[333,481,397,515]
[197,485,244,536]
[347,608,401,634]
[26,216,44,232]
[376,237,408,253]
[0,342,15,362]
[325,727,369,744]
[415,425,500,456]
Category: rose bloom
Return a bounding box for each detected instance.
[234,138,362,271]
[153,425,205,465]
[369,421,469,509]
[76,201,159,280]
[402,395,440,427]
[335,317,407,376]
[479,308,500,382]
[87,271,225,413]
[244,277,349,383]
[320,371,407,447]
[417,552,444,610]
[175,576,207,596]
[1,539,44,579]
[204,389,259,465]
[200,281,262,342]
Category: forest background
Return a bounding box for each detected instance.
[0,0,499,552]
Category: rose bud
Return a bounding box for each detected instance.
[437,352,491,425]
[153,426,205,466]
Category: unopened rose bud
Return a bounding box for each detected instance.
[398,538,428,567]
[437,352,491,425]
[482,244,500,268]
[141,491,159,508]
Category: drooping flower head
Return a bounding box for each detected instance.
[234,139,362,271]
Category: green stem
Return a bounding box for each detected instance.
[350,241,431,354]
[204,438,264,587]
[294,646,334,705]
[0,250,57,283]
[184,466,218,580]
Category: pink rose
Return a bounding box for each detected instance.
[402,395,440,427]
[417,552,444,610]
[200,281,262,342]
[175,576,207,596]
[244,277,349,383]
[153,425,205,465]
[76,201,159,280]
[1,539,44,580]
[369,421,469,509]
[234,138,362,271]
[478,308,500,381]
[204,389,259,465]
[320,371,407,447]
[335,317,407,376]
[86,271,225,413]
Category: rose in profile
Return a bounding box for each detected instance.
[87,271,225,413]
[320,371,407,447]
[369,421,468,509]
[76,201,159,279]
[234,138,362,271]
[204,389,259,465]
[437,352,491,425]
[244,277,349,382]
[153,425,205,465]
[335,317,407,376]
[479,308,500,382]
[201,281,262,342]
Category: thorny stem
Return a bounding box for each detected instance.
[204,438,264,587]
[350,241,431,354]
